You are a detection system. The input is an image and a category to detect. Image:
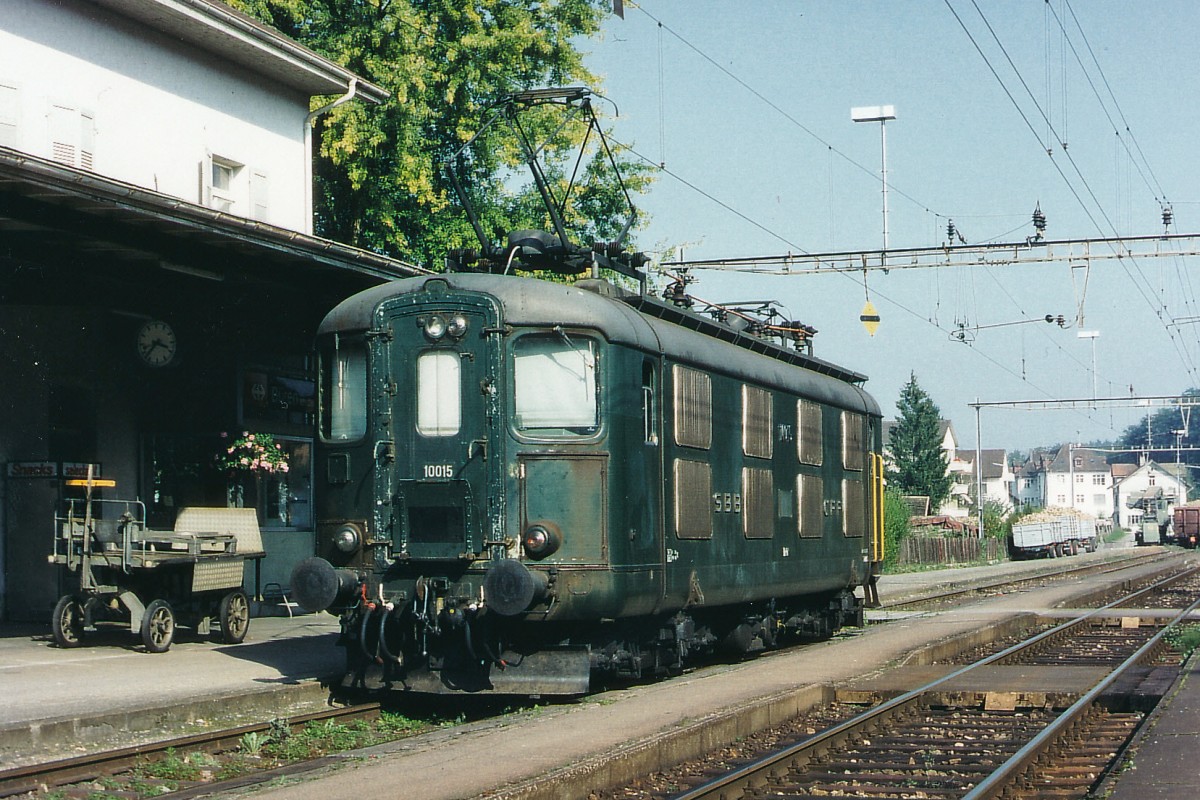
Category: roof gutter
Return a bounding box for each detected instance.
[303,79,358,236]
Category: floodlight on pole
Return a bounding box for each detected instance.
[852,105,896,254]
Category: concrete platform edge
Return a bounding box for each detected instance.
[0,679,334,766]
[1098,646,1200,799]
[489,683,834,800]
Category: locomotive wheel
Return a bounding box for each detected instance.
[219,590,250,644]
[141,599,175,653]
[52,595,85,648]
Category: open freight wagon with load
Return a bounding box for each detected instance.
[1009,510,1098,559]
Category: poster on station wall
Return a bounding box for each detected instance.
[5,462,103,479]
[62,462,103,480]
[6,462,58,479]
[240,368,315,429]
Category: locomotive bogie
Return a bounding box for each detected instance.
[297,274,883,694]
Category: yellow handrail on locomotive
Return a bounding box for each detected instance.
[870,452,885,569]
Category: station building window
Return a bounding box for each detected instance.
[260,436,312,530]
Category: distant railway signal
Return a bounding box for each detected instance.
[860,300,881,336]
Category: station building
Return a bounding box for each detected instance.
[0,0,422,621]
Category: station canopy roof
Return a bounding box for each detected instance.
[0,147,425,305]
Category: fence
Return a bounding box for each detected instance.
[896,534,1004,566]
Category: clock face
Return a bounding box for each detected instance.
[136,320,177,367]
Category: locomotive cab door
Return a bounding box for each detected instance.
[384,297,502,561]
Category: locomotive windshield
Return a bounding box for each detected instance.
[416,350,461,436]
[318,334,367,442]
[513,333,598,436]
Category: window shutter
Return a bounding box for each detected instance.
[48,104,76,165]
[199,152,213,206]
[79,109,95,171]
[0,84,18,148]
[249,168,269,222]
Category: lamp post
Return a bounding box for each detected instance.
[852,105,897,254]
[1077,330,1100,399]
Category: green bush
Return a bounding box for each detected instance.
[883,488,912,569]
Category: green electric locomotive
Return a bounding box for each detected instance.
[292,272,884,694]
[291,87,883,694]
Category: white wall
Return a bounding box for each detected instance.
[1047,471,1111,520]
[1114,467,1187,529]
[0,0,310,230]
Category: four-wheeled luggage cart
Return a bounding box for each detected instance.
[48,476,265,652]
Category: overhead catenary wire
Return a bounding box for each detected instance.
[1057,0,1170,206]
[629,3,951,226]
[610,133,1120,436]
[604,5,1129,436]
[946,0,1200,388]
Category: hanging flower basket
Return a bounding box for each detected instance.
[218,432,290,475]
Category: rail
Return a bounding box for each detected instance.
[880,549,1173,610]
[668,564,1200,800]
[0,703,380,798]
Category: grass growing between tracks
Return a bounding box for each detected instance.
[33,711,439,799]
[1165,622,1200,660]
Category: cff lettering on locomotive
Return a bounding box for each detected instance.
[290,89,885,695]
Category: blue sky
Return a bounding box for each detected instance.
[581,1,1200,452]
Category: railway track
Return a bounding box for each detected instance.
[0,703,381,799]
[4,554,1190,799]
[653,568,1200,800]
[881,550,1173,611]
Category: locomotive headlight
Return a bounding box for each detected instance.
[423,314,448,340]
[521,522,562,560]
[333,524,362,554]
[447,313,469,339]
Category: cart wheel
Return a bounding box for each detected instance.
[141,599,175,653]
[52,595,85,648]
[219,590,250,644]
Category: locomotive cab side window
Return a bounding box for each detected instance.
[319,335,367,442]
[643,360,658,445]
[513,334,598,436]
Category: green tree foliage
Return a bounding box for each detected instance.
[886,373,952,511]
[225,0,651,265]
[979,498,1012,541]
[1116,388,1200,466]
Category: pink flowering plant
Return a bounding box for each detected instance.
[218,431,290,474]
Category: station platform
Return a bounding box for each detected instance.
[1107,650,1200,800]
[0,610,343,767]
